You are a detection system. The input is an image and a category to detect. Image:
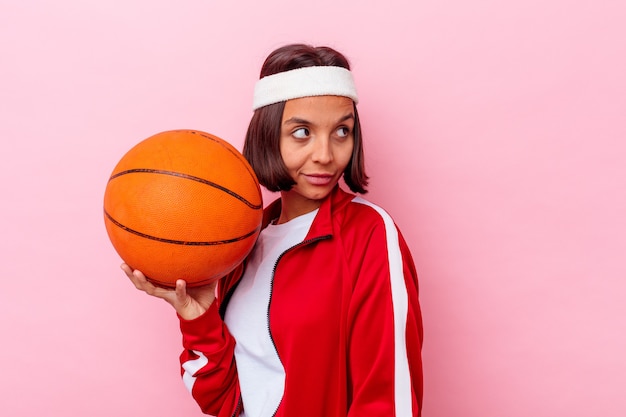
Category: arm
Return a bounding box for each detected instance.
[179,304,241,417]
[346,222,423,417]
[122,264,241,416]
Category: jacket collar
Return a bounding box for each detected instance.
[262,185,356,239]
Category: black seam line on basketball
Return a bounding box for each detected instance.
[104,210,260,246]
[109,169,262,210]
[189,131,259,180]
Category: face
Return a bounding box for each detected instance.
[278,95,355,221]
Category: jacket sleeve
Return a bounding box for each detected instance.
[179,301,241,417]
[346,218,423,417]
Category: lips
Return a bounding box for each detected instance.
[303,173,334,186]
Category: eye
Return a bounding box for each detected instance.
[292,127,310,139]
[336,126,351,138]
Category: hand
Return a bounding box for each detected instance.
[121,263,218,320]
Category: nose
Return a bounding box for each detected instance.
[311,136,332,164]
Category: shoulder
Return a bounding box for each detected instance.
[332,195,406,257]
[340,195,398,232]
[349,196,395,221]
[326,187,393,225]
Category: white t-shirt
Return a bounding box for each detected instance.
[224,209,318,417]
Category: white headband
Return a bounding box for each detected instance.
[252,66,359,111]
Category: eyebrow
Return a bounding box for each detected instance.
[283,113,355,126]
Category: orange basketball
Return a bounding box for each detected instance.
[103,130,263,287]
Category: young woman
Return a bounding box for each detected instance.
[123,44,423,417]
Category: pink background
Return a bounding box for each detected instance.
[1,1,625,415]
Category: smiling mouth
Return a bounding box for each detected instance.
[304,174,334,186]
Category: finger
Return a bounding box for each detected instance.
[125,267,155,292]
[120,263,134,278]
[121,264,149,287]
[174,279,188,304]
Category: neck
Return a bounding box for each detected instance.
[276,191,323,224]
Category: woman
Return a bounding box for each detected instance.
[124,44,423,417]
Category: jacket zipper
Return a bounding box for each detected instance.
[230,395,242,417]
[266,234,332,416]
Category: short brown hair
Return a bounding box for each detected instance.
[243,44,368,194]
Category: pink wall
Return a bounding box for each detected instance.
[1,1,624,416]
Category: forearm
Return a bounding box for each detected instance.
[179,302,241,416]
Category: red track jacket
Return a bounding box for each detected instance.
[179,186,423,416]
